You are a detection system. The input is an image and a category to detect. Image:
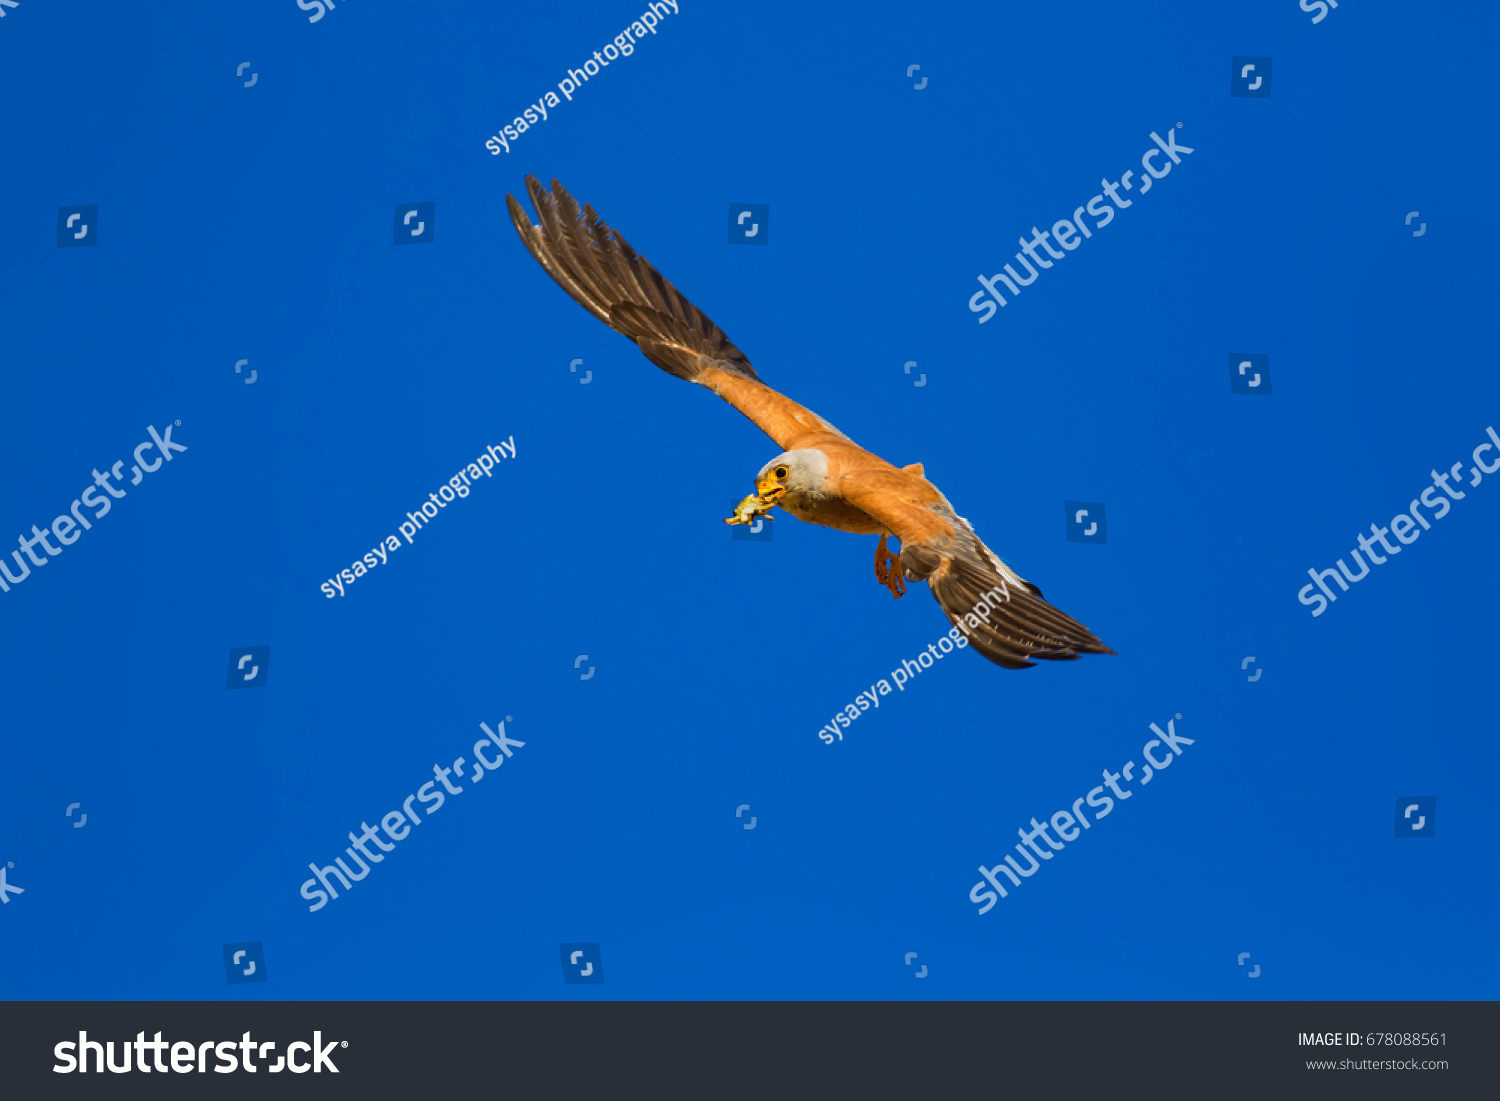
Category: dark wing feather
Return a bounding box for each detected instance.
[507,176,855,450]
[855,488,1114,670]
[506,176,755,381]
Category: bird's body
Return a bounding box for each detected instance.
[756,446,898,536]
[507,176,1114,670]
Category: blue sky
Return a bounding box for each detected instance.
[1,0,1497,1001]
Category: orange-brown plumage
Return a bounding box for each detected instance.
[507,176,1114,670]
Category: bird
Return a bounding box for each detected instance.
[506,176,1114,670]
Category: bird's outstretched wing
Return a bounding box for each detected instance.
[507,176,843,450]
[844,470,1115,669]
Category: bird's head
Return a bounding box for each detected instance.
[755,449,828,501]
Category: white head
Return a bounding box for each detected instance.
[754,449,829,501]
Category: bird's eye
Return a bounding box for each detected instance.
[774,466,788,479]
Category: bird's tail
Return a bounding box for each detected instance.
[903,522,1115,670]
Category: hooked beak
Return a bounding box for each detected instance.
[755,474,786,501]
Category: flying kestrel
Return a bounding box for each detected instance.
[507,177,1114,670]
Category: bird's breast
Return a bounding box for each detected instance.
[780,491,886,534]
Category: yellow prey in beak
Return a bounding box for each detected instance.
[725,491,777,526]
[725,470,787,526]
